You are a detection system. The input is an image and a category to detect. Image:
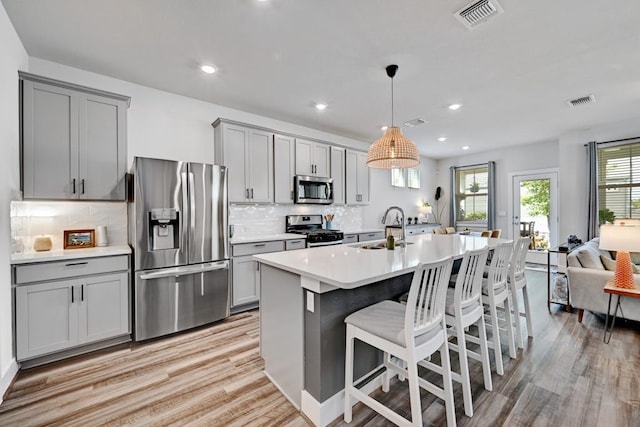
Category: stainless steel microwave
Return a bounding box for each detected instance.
[294,175,333,204]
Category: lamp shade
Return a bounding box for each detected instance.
[418,205,432,214]
[367,126,420,169]
[599,224,640,252]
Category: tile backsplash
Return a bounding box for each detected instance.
[229,204,363,238]
[11,201,128,252]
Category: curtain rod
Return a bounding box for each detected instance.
[584,136,640,146]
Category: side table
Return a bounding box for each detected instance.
[547,243,582,312]
[603,282,640,343]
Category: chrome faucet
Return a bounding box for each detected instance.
[382,206,406,247]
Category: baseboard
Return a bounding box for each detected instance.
[301,376,383,427]
[0,358,19,404]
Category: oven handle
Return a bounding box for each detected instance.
[139,261,229,280]
[308,240,343,248]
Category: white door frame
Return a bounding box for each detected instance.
[508,168,559,265]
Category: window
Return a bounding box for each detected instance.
[597,140,640,221]
[450,162,495,230]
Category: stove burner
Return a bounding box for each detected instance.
[286,214,344,246]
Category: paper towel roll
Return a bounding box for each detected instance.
[96,226,108,247]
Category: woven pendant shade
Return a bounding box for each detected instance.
[367,126,420,169]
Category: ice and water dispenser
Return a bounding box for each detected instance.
[149,208,179,250]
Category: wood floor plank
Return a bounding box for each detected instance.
[1,270,639,426]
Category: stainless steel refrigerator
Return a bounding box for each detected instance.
[129,156,229,341]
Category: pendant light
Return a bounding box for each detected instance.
[367,64,420,169]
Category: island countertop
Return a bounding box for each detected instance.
[254,233,508,290]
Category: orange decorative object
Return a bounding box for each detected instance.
[613,251,635,289]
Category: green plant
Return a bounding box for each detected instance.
[599,208,615,224]
[469,182,480,193]
[462,211,487,221]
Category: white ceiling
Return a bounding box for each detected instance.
[3,0,640,159]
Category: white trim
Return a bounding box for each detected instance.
[300,376,383,427]
[0,359,19,404]
[263,370,300,410]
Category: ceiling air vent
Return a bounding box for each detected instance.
[567,94,596,108]
[455,0,504,30]
[404,118,426,127]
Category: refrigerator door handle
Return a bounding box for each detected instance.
[139,261,229,280]
[181,171,190,253]
[189,172,196,238]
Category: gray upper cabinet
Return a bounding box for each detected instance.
[213,120,274,203]
[20,72,129,201]
[346,150,370,205]
[295,138,330,177]
[330,146,346,205]
[274,134,295,204]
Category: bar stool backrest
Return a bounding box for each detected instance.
[454,247,490,310]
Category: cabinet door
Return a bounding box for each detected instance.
[15,280,79,360]
[313,142,331,177]
[295,139,313,175]
[356,151,370,204]
[78,272,129,344]
[345,150,358,204]
[22,81,79,199]
[78,94,127,200]
[274,134,295,204]
[343,234,358,244]
[247,129,274,203]
[232,256,259,307]
[331,147,346,205]
[223,124,249,202]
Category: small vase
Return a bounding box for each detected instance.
[325,221,332,230]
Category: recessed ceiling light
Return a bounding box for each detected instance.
[201,65,216,74]
[462,145,470,150]
[448,103,462,110]
[315,103,327,111]
[437,137,447,142]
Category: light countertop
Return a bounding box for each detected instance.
[230,233,306,245]
[11,245,131,265]
[254,233,509,290]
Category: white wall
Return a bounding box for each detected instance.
[436,140,560,237]
[363,156,438,228]
[0,2,28,400]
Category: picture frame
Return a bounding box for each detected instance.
[63,229,95,249]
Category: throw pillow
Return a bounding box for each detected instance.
[576,248,605,269]
[600,255,640,274]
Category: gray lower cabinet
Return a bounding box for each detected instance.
[231,239,303,313]
[343,234,358,244]
[20,72,129,201]
[358,231,385,242]
[14,255,130,362]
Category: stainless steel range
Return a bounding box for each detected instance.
[286,215,344,247]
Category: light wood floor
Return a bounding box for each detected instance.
[1,270,639,426]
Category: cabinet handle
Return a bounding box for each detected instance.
[72,179,76,194]
[246,188,250,199]
[81,284,84,301]
[71,286,74,304]
[251,188,254,199]
[81,179,85,194]
[254,243,266,247]
[65,262,88,267]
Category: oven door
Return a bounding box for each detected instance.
[307,240,343,248]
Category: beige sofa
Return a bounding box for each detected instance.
[566,238,640,322]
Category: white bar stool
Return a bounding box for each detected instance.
[509,236,534,348]
[344,257,457,427]
[440,247,492,418]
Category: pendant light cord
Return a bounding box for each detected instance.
[391,75,394,127]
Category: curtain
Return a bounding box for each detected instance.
[586,141,598,240]
[487,161,496,230]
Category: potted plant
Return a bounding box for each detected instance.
[469,181,480,193]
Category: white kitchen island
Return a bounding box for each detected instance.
[254,233,507,427]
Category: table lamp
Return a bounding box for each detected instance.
[418,205,432,223]
[599,223,640,289]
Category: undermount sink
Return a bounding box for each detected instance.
[359,241,414,250]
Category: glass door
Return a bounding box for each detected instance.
[512,172,558,265]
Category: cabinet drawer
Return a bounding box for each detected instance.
[15,255,129,284]
[285,239,306,250]
[232,241,285,256]
[343,234,358,244]
[358,231,385,242]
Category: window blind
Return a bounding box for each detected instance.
[597,141,640,219]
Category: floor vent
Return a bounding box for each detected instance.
[455,0,504,30]
[567,95,596,108]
